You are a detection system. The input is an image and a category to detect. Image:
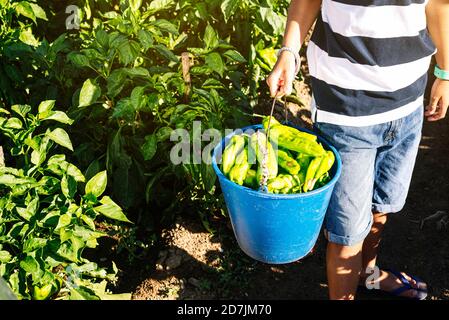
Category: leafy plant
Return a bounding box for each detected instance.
[0,100,130,299]
[0,1,73,107]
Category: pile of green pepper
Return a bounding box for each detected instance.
[221,116,335,194]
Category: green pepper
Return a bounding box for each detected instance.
[315,172,331,189]
[267,174,298,194]
[277,149,301,175]
[262,116,317,142]
[275,133,326,156]
[262,116,317,141]
[262,115,281,130]
[303,156,323,192]
[249,131,278,183]
[229,147,250,186]
[314,150,335,180]
[243,169,258,189]
[292,174,302,186]
[267,175,287,192]
[296,153,312,184]
[222,135,245,176]
[33,283,54,300]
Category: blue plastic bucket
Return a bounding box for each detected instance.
[212,124,342,264]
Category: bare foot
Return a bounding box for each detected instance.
[360,269,427,299]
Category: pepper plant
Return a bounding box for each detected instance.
[0,100,130,299]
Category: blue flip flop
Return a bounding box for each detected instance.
[359,269,428,300]
[381,269,428,300]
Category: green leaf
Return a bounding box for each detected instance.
[154,44,179,62]
[15,1,36,23]
[107,69,126,97]
[0,107,10,114]
[259,7,285,35]
[85,171,107,197]
[68,53,90,68]
[148,0,174,12]
[17,197,39,221]
[19,256,40,277]
[205,52,225,77]
[258,47,277,69]
[137,29,153,50]
[0,251,12,263]
[38,100,55,114]
[203,25,219,49]
[11,104,31,119]
[123,67,150,77]
[95,29,109,48]
[29,3,47,21]
[118,40,140,65]
[50,34,67,55]
[0,174,35,186]
[59,228,72,243]
[69,286,100,300]
[41,111,74,125]
[94,196,131,223]
[224,49,247,63]
[4,117,23,129]
[67,164,85,182]
[130,86,145,110]
[78,79,101,108]
[202,78,224,89]
[23,238,47,252]
[151,19,178,35]
[61,175,77,199]
[141,134,157,161]
[19,28,39,46]
[0,167,20,176]
[81,215,95,230]
[221,0,239,22]
[112,98,133,120]
[30,136,49,165]
[55,212,72,231]
[73,225,104,242]
[155,126,172,142]
[129,0,142,11]
[47,128,74,151]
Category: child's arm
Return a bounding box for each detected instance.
[426,0,449,121]
[266,0,322,97]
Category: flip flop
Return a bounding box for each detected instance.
[361,268,428,300]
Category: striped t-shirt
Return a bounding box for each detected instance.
[307,0,436,127]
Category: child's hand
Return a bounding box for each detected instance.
[425,78,449,121]
[266,51,297,98]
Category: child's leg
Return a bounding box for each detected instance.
[327,241,363,300]
[361,212,388,274]
[361,212,427,298]
[315,106,426,299]
[314,122,379,300]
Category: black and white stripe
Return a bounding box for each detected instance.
[307,0,435,126]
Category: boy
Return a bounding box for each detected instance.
[267,0,449,300]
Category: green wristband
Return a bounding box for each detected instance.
[434,65,449,80]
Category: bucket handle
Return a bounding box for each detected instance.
[258,93,288,192]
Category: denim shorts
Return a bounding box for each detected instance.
[313,107,424,246]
